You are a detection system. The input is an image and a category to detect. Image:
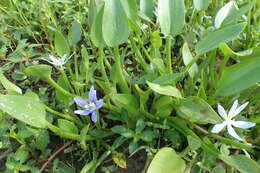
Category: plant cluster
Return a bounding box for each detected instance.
[0,0,259,173]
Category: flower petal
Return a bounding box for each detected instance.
[228,100,238,116]
[88,86,97,103]
[74,109,91,115]
[232,102,249,118]
[91,111,97,122]
[96,99,104,109]
[217,104,227,119]
[74,97,87,108]
[231,121,256,129]
[49,55,57,62]
[211,122,227,133]
[227,124,243,141]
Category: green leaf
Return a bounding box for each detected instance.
[102,0,129,46]
[90,5,106,48]
[55,75,71,106]
[195,23,246,55]
[158,0,185,36]
[136,119,146,133]
[219,43,253,57]
[182,42,198,78]
[25,65,52,80]
[0,95,46,128]
[147,147,186,173]
[69,21,82,48]
[193,0,209,11]
[111,93,139,117]
[222,3,252,27]
[121,0,138,21]
[187,135,201,150]
[216,56,260,96]
[147,81,183,99]
[54,30,70,56]
[140,130,156,142]
[212,165,226,173]
[35,130,50,151]
[177,96,222,124]
[214,1,237,29]
[0,70,22,94]
[111,125,133,138]
[140,0,154,18]
[58,119,79,134]
[220,155,260,173]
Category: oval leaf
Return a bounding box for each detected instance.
[0,95,46,128]
[25,65,52,80]
[102,0,129,47]
[195,23,246,55]
[58,119,78,134]
[54,30,70,56]
[214,1,237,29]
[0,71,22,94]
[147,81,183,99]
[182,42,198,78]
[216,56,260,96]
[177,96,222,124]
[158,0,185,36]
[147,147,186,173]
[193,0,210,11]
[140,0,154,18]
[90,5,106,48]
[220,155,260,173]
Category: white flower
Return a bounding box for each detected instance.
[45,54,73,68]
[211,100,256,141]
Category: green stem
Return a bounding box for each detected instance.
[114,46,130,94]
[166,35,172,73]
[47,77,76,97]
[129,35,150,72]
[98,48,111,93]
[43,104,83,127]
[59,68,75,93]
[136,34,153,62]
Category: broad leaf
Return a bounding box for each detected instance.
[147,147,186,173]
[158,0,185,36]
[195,23,246,55]
[214,1,237,29]
[177,96,222,124]
[121,0,138,21]
[220,155,260,173]
[111,94,139,117]
[182,42,198,78]
[140,0,154,18]
[58,119,78,134]
[102,0,129,46]
[25,65,52,80]
[69,21,82,48]
[216,56,260,96]
[0,95,46,128]
[193,0,209,11]
[54,30,70,56]
[90,5,106,48]
[0,71,22,94]
[147,81,183,99]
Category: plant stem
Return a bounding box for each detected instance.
[98,48,111,93]
[129,35,150,72]
[114,46,130,94]
[166,35,173,73]
[59,68,75,93]
[43,104,83,127]
[46,77,76,97]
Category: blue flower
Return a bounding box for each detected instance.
[74,86,104,122]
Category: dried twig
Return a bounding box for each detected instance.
[40,140,73,173]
